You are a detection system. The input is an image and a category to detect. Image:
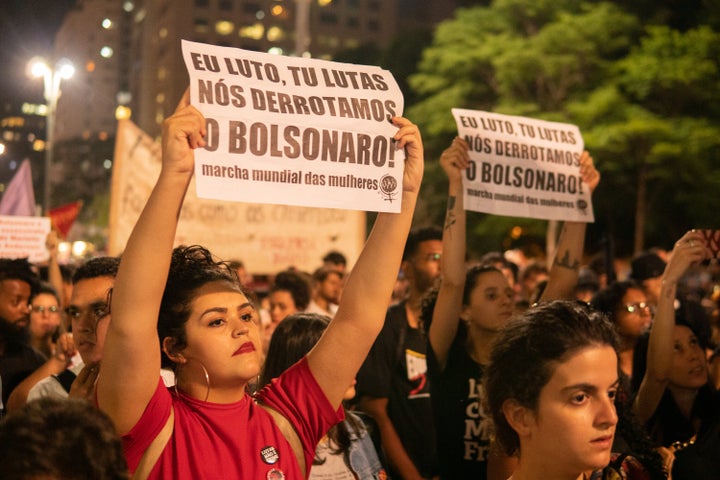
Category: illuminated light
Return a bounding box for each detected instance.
[156,93,165,104]
[510,226,523,239]
[71,241,89,257]
[215,20,234,35]
[98,131,108,141]
[240,23,264,40]
[56,59,74,79]
[123,1,134,12]
[102,18,113,29]
[58,242,71,255]
[318,0,333,6]
[115,105,132,120]
[9,160,17,170]
[0,143,5,155]
[158,67,167,80]
[271,5,284,15]
[32,139,46,152]
[256,10,265,20]
[100,46,114,58]
[268,47,284,55]
[266,26,284,41]
[29,59,50,78]
[159,27,168,38]
[103,159,113,169]
[86,61,96,72]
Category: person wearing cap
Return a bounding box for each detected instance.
[629,251,667,310]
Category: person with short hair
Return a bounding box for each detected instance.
[354,224,443,480]
[306,267,343,319]
[0,396,129,480]
[0,258,45,410]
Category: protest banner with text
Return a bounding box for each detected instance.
[0,215,51,263]
[452,109,594,223]
[182,40,405,213]
[109,119,365,274]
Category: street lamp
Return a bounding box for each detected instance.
[28,56,75,214]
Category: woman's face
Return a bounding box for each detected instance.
[526,345,619,476]
[269,290,298,326]
[29,292,61,339]
[181,281,263,389]
[615,288,651,340]
[462,270,515,332]
[668,325,708,389]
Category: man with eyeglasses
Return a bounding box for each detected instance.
[0,258,45,412]
[353,226,442,480]
[7,257,119,409]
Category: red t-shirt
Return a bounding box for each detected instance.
[122,358,344,479]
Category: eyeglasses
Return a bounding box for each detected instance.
[65,302,110,324]
[625,302,650,314]
[31,305,59,314]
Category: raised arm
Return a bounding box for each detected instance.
[97,91,206,434]
[633,230,708,424]
[539,151,600,302]
[428,137,469,370]
[307,117,423,409]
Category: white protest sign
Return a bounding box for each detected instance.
[452,109,594,222]
[0,215,51,263]
[182,40,405,213]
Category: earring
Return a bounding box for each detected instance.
[174,357,211,402]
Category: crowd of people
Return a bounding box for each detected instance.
[1,90,719,480]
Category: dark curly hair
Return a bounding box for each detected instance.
[157,245,242,370]
[485,300,619,456]
[0,397,129,480]
[0,257,39,296]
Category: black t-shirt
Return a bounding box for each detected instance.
[427,334,490,479]
[354,301,438,478]
[0,341,46,409]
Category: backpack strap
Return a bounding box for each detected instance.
[131,407,174,480]
[261,404,306,477]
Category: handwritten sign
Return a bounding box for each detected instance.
[452,109,594,222]
[182,40,405,213]
[0,215,51,263]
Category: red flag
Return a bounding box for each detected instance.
[0,159,36,216]
[49,201,83,238]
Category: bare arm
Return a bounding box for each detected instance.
[97,91,205,434]
[46,230,65,310]
[633,230,708,424]
[428,137,468,370]
[539,151,600,302]
[359,396,426,480]
[5,333,75,411]
[307,117,423,409]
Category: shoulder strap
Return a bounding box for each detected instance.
[261,404,306,477]
[132,407,174,480]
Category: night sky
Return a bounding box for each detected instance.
[0,0,76,107]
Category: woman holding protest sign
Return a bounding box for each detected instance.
[421,136,600,479]
[632,230,720,478]
[95,89,425,479]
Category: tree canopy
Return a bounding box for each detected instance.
[404,0,720,258]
